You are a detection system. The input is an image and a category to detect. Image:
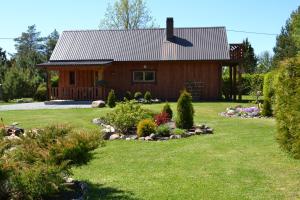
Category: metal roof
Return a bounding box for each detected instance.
[50,27,230,62]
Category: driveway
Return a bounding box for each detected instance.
[0,101,93,111]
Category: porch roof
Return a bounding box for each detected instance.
[37,60,113,67]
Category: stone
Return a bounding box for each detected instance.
[139,137,145,140]
[206,128,213,134]
[4,133,21,140]
[65,177,74,183]
[195,128,204,135]
[156,137,169,141]
[102,132,112,140]
[125,137,131,141]
[102,125,115,133]
[170,135,181,139]
[92,118,102,125]
[91,100,106,108]
[130,135,138,140]
[145,136,153,141]
[119,135,126,139]
[109,134,120,140]
[149,133,156,139]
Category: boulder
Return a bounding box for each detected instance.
[206,128,213,134]
[120,135,126,139]
[195,128,204,135]
[109,134,120,140]
[102,132,112,140]
[125,138,131,141]
[139,137,145,140]
[91,100,105,108]
[170,135,181,139]
[130,135,138,140]
[149,133,156,139]
[145,136,153,141]
[4,133,21,140]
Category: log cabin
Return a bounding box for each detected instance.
[38,18,243,101]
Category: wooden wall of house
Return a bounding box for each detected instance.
[103,61,222,100]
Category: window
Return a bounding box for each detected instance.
[69,71,75,85]
[133,71,156,83]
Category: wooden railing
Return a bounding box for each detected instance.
[229,43,244,62]
[50,87,104,100]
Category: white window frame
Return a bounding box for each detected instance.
[133,71,156,83]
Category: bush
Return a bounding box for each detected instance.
[134,92,143,100]
[144,91,152,103]
[275,57,300,159]
[172,128,186,135]
[34,83,47,101]
[137,119,157,137]
[0,125,101,199]
[107,89,116,108]
[262,72,274,116]
[51,75,59,87]
[156,124,170,136]
[154,112,170,126]
[104,101,149,133]
[2,67,41,101]
[162,103,173,119]
[176,90,194,129]
[124,91,132,101]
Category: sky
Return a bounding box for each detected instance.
[0,0,299,57]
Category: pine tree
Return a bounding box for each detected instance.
[107,89,116,108]
[176,90,194,129]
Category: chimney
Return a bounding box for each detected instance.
[166,17,174,41]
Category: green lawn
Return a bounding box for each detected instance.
[1,102,299,200]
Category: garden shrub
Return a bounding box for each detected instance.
[0,125,101,199]
[162,103,173,119]
[144,91,152,103]
[154,112,170,126]
[172,128,186,135]
[156,124,170,136]
[137,119,157,137]
[34,83,47,101]
[262,72,274,116]
[124,91,132,101]
[104,101,149,133]
[176,90,194,129]
[134,91,143,100]
[275,57,300,159]
[107,89,116,108]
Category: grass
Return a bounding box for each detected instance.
[1,102,299,199]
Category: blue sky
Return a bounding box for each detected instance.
[0,0,299,57]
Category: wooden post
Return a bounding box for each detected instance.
[229,66,233,100]
[47,70,51,101]
[233,65,237,101]
[238,65,242,101]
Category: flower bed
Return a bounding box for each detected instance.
[220,105,261,118]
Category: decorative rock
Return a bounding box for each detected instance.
[119,135,126,139]
[206,128,213,134]
[149,133,156,139]
[195,128,204,135]
[130,135,138,140]
[125,137,131,141]
[109,134,120,140]
[170,135,181,139]
[145,136,153,141]
[65,177,74,183]
[102,132,112,140]
[139,137,145,140]
[91,100,105,108]
[4,133,21,140]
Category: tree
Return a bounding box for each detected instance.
[175,90,194,129]
[256,51,273,73]
[275,57,300,159]
[241,38,258,73]
[14,25,46,69]
[107,89,116,108]
[100,0,155,29]
[45,29,59,60]
[0,48,8,83]
[273,6,300,64]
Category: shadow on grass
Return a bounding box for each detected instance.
[86,182,141,200]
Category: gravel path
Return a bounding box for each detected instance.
[0,101,93,111]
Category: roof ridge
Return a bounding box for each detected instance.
[62,26,226,33]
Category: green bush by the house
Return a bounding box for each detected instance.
[262,72,274,116]
[156,124,171,137]
[34,83,47,101]
[275,57,300,159]
[176,90,194,129]
[137,118,157,137]
[103,100,150,133]
[124,91,133,100]
[134,91,143,100]
[144,91,152,103]
[0,125,101,199]
[162,103,173,119]
[107,89,116,108]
